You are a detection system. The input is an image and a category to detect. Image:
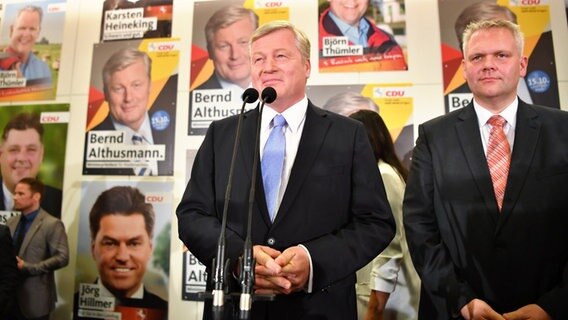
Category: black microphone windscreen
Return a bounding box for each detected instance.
[261,87,277,104]
[242,88,259,103]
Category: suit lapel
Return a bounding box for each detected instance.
[239,105,273,226]
[455,104,499,224]
[275,103,330,224]
[497,101,540,232]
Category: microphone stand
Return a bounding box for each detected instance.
[238,87,277,320]
[210,88,259,320]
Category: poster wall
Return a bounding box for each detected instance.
[439,0,560,113]
[0,103,69,223]
[317,0,408,72]
[0,0,66,101]
[83,38,178,176]
[188,0,290,135]
[73,181,172,320]
[307,83,414,167]
[180,149,207,301]
[100,0,173,42]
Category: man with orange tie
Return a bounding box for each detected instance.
[403,20,568,320]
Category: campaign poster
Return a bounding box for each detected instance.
[439,0,560,113]
[100,0,173,42]
[83,38,178,176]
[0,0,66,101]
[317,0,408,73]
[0,103,69,223]
[180,149,208,301]
[74,181,171,320]
[188,0,290,135]
[307,84,414,168]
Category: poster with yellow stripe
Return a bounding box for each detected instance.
[84,38,178,176]
[439,0,559,113]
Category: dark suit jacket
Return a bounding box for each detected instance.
[177,102,395,319]
[6,209,69,318]
[194,73,222,90]
[0,177,62,219]
[0,225,19,318]
[404,100,568,319]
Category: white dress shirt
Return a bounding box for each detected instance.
[473,97,517,155]
[260,96,308,219]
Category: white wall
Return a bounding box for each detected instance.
[1,0,566,319]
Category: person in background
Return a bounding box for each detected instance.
[177,20,395,319]
[6,177,69,320]
[322,91,379,115]
[321,91,413,170]
[404,19,568,319]
[2,5,52,84]
[195,4,258,91]
[0,112,62,218]
[349,110,420,320]
[0,224,19,318]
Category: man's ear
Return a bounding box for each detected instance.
[91,240,96,258]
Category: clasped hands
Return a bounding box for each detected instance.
[461,299,551,320]
[252,245,309,295]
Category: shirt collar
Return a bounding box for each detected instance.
[2,181,13,210]
[97,278,145,299]
[262,96,308,134]
[112,113,154,144]
[23,208,40,221]
[473,97,518,129]
[328,10,369,42]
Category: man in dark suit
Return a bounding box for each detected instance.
[404,20,568,320]
[0,224,19,318]
[177,21,395,319]
[83,48,175,176]
[447,1,560,110]
[0,112,62,218]
[6,178,69,320]
[73,186,166,319]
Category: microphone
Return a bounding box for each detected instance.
[239,87,277,319]
[260,87,277,104]
[242,87,260,104]
[211,87,259,318]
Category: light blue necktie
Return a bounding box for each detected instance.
[262,115,286,221]
[132,134,150,176]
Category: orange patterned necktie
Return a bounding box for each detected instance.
[486,115,511,211]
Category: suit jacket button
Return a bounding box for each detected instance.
[267,237,276,246]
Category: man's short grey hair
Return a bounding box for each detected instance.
[102,47,152,99]
[16,5,43,24]
[205,5,259,53]
[250,20,311,62]
[462,19,524,56]
[322,91,380,116]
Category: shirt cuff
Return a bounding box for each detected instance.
[298,244,313,293]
